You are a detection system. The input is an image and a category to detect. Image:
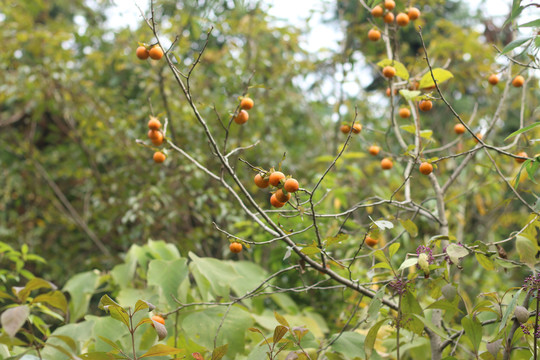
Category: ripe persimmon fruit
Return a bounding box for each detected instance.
[151,131,164,146]
[352,123,362,134]
[270,194,286,208]
[454,123,466,135]
[399,108,411,118]
[382,66,396,78]
[512,75,525,87]
[151,315,165,326]
[474,133,483,143]
[516,151,528,164]
[408,7,421,20]
[148,117,162,130]
[240,97,254,110]
[419,100,433,112]
[384,0,396,10]
[340,124,351,134]
[229,242,243,253]
[148,129,161,139]
[234,110,249,124]
[368,29,381,41]
[269,171,285,186]
[136,46,149,60]
[275,189,291,203]
[396,13,409,26]
[371,5,384,17]
[284,178,299,193]
[385,87,397,96]
[254,174,269,188]
[383,12,395,24]
[419,162,433,175]
[369,145,381,156]
[381,158,393,170]
[149,46,164,60]
[365,236,379,247]
[153,151,166,163]
[488,74,499,85]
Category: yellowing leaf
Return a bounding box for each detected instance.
[419,68,454,89]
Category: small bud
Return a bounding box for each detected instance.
[441,284,457,301]
[514,306,530,324]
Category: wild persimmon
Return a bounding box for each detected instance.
[408,7,421,20]
[148,117,161,130]
[384,0,395,10]
[512,75,525,87]
[419,162,433,175]
[383,12,395,23]
[270,194,286,208]
[269,171,285,186]
[474,133,483,143]
[234,110,249,124]
[340,124,351,134]
[149,46,164,60]
[136,46,149,60]
[381,158,393,170]
[365,236,379,247]
[368,145,381,156]
[399,108,411,118]
[419,100,433,112]
[516,151,528,164]
[385,87,397,96]
[352,123,362,134]
[240,97,254,110]
[488,74,499,85]
[382,66,396,78]
[371,5,384,17]
[229,242,243,253]
[284,178,299,193]
[454,123,466,135]
[151,131,164,146]
[153,151,166,163]
[254,174,269,188]
[275,189,291,203]
[368,29,381,41]
[396,13,409,26]
[148,129,161,139]
[151,315,165,326]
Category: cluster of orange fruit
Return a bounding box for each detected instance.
[340,123,362,135]
[147,117,166,163]
[136,45,164,61]
[234,97,254,124]
[368,1,421,42]
[487,73,525,88]
[367,145,434,175]
[254,170,300,208]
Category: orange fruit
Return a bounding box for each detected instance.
[371,5,384,17]
[516,151,528,164]
[352,123,362,134]
[381,158,393,170]
[148,117,161,130]
[384,0,396,10]
[474,133,483,143]
[148,129,161,139]
[365,236,379,247]
[408,7,421,20]
[368,145,381,156]
[419,100,433,112]
[512,75,525,87]
[151,131,164,146]
[419,162,433,175]
[240,97,254,110]
[234,110,249,124]
[254,174,269,188]
[399,108,411,118]
[488,74,499,85]
[340,124,351,134]
[153,151,166,163]
[385,87,397,96]
[151,315,165,326]
[454,123,466,135]
[275,189,291,203]
[269,171,285,186]
[396,13,409,26]
[229,242,243,253]
[136,46,149,60]
[368,29,381,41]
[149,46,164,60]
[284,178,299,193]
[383,12,395,23]
[382,66,396,78]
[270,194,286,208]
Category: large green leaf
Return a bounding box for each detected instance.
[139,344,184,358]
[419,68,454,89]
[0,305,29,338]
[462,316,482,353]
[147,258,188,309]
[63,271,100,322]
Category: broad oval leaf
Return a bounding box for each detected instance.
[1,305,30,338]
[419,68,454,89]
[140,344,184,358]
[376,59,409,80]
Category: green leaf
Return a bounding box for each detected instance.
[97,335,123,352]
[134,299,155,313]
[400,219,418,237]
[419,68,454,89]
[399,90,421,101]
[516,235,537,268]
[398,258,418,271]
[499,288,522,332]
[501,37,532,54]
[364,318,388,358]
[32,291,68,313]
[525,159,539,184]
[445,244,469,264]
[329,331,366,359]
[388,243,400,258]
[376,59,409,80]
[0,305,29,338]
[519,19,540,27]
[505,122,540,141]
[140,344,184,358]
[426,300,462,313]
[63,271,101,322]
[108,305,130,327]
[212,344,229,360]
[274,311,290,327]
[273,325,288,344]
[148,258,188,308]
[400,125,416,134]
[98,295,121,310]
[78,352,116,360]
[301,245,321,255]
[420,130,433,139]
[462,315,482,353]
[413,314,450,340]
[475,253,494,271]
[15,278,55,302]
[367,287,385,322]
